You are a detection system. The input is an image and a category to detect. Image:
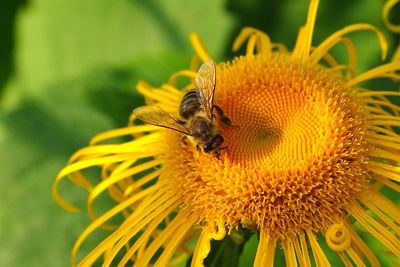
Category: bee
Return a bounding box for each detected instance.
[134,60,233,156]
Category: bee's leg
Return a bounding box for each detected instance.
[213,105,238,127]
[196,144,201,152]
[220,146,228,153]
[213,146,228,159]
[213,150,221,159]
[180,135,188,146]
[177,119,186,125]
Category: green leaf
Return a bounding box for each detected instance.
[238,234,258,266]
[201,228,254,267]
[203,238,242,267]
[12,0,234,95]
[0,52,210,267]
[1,0,236,264]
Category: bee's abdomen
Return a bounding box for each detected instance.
[179,89,201,119]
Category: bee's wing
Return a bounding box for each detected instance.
[195,59,216,119]
[134,106,190,135]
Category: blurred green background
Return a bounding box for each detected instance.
[0,0,399,266]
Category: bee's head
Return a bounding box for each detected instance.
[203,134,224,153]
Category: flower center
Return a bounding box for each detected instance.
[162,54,370,239]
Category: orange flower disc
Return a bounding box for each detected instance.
[162,53,370,240]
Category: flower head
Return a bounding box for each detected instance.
[54,0,400,266]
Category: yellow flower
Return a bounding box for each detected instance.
[53,0,400,266]
[383,0,400,62]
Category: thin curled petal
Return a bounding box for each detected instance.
[325,223,352,252]
[190,229,212,267]
[189,33,212,62]
[310,24,388,64]
[232,27,272,55]
[254,230,276,267]
[348,201,400,256]
[87,159,163,222]
[346,61,400,87]
[383,0,400,33]
[90,125,159,145]
[72,185,163,266]
[282,238,297,267]
[53,154,141,212]
[393,45,400,62]
[307,230,331,267]
[168,70,197,87]
[292,0,319,60]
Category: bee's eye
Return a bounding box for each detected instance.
[203,143,212,153]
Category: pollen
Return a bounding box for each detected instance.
[162,54,370,240]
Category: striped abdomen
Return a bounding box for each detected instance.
[179,89,201,119]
